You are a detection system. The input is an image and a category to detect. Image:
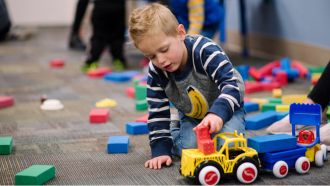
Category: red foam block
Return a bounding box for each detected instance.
[135,114,148,123]
[50,59,65,68]
[0,96,14,109]
[89,108,109,123]
[87,67,112,78]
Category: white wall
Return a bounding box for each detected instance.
[6,0,76,26]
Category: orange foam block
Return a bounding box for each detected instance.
[89,108,110,123]
[0,96,14,109]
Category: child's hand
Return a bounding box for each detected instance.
[194,113,224,133]
[145,155,172,169]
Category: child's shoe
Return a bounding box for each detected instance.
[112,59,125,71]
[81,62,98,73]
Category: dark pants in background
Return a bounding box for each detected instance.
[86,0,126,66]
[0,0,11,42]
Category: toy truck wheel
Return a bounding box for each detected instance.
[272,160,288,178]
[295,157,310,174]
[315,150,324,167]
[198,165,220,185]
[321,144,328,161]
[236,162,258,184]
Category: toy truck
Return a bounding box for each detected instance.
[180,128,261,185]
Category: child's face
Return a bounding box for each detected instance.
[137,25,187,72]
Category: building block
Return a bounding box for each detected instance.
[291,60,308,78]
[89,108,109,123]
[126,87,135,98]
[247,134,297,153]
[236,65,250,81]
[87,67,111,78]
[272,89,282,98]
[104,71,140,83]
[126,122,149,135]
[0,96,14,109]
[276,112,288,120]
[261,103,278,112]
[0,136,13,155]
[95,98,117,108]
[275,71,288,86]
[135,114,148,123]
[281,94,307,104]
[259,61,280,76]
[245,111,278,130]
[195,125,215,155]
[136,100,148,111]
[244,102,259,113]
[267,97,282,104]
[15,165,55,185]
[250,98,269,105]
[49,59,64,68]
[245,81,263,94]
[261,82,281,91]
[248,67,262,81]
[107,136,129,154]
[276,104,290,112]
[135,84,147,100]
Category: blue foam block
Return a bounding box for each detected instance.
[245,111,278,130]
[247,134,297,153]
[104,71,140,83]
[126,122,148,135]
[244,102,259,113]
[107,136,129,154]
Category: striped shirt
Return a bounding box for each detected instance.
[147,35,244,157]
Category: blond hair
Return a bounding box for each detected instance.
[129,3,179,46]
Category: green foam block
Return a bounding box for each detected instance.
[15,165,55,185]
[0,136,13,155]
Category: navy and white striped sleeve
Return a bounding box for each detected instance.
[196,37,243,123]
[147,63,173,158]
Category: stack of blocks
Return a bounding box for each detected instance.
[89,108,109,123]
[107,136,129,154]
[0,136,13,155]
[15,165,55,185]
[126,122,148,135]
[195,125,215,155]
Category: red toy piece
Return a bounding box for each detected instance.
[248,67,262,81]
[87,67,112,78]
[89,108,109,123]
[291,60,308,78]
[245,81,263,94]
[126,87,135,98]
[275,71,288,86]
[135,114,148,123]
[49,59,65,68]
[297,130,315,145]
[0,96,14,109]
[195,125,215,155]
[259,60,280,77]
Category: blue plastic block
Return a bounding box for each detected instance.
[259,146,306,171]
[248,134,297,153]
[280,57,291,70]
[245,111,278,130]
[276,112,288,120]
[290,103,321,126]
[244,102,259,113]
[236,65,250,81]
[104,71,140,83]
[126,122,148,135]
[107,136,129,154]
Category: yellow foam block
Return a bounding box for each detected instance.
[311,73,321,81]
[282,94,307,104]
[96,98,117,108]
[272,89,282,98]
[276,104,290,112]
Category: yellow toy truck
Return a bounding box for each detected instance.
[180,129,261,185]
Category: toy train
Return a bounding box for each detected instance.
[180,103,328,185]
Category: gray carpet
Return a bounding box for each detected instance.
[0,27,329,185]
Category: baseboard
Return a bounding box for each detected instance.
[225,30,330,66]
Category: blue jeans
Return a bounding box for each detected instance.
[171,108,246,156]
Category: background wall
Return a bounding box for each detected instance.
[225,0,330,65]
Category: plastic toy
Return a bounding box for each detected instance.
[245,111,279,130]
[135,114,148,123]
[95,98,117,108]
[89,108,109,123]
[49,59,64,68]
[104,71,140,83]
[248,134,297,154]
[15,165,55,185]
[107,136,129,154]
[0,96,14,109]
[0,136,13,155]
[244,102,259,113]
[180,130,261,185]
[272,89,282,98]
[87,67,111,78]
[195,125,215,155]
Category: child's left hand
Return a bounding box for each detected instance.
[193,113,224,133]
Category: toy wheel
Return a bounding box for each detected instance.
[315,150,324,167]
[236,162,258,184]
[198,165,220,185]
[295,156,310,174]
[321,144,328,161]
[272,160,288,178]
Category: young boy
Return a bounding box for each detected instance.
[129,3,245,170]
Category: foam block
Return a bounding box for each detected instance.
[49,59,64,68]
[0,136,13,155]
[126,87,135,98]
[244,102,259,113]
[248,134,297,153]
[15,165,55,185]
[0,96,14,109]
[245,111,278,130]
[126,122,149,135]
[87,67,111,78]
[89,108,109,123]
[135,114,148,123]
[107,136,129,154]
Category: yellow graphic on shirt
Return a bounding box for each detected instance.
[186,85,209,119]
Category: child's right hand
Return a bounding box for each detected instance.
[144,155,172,169]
